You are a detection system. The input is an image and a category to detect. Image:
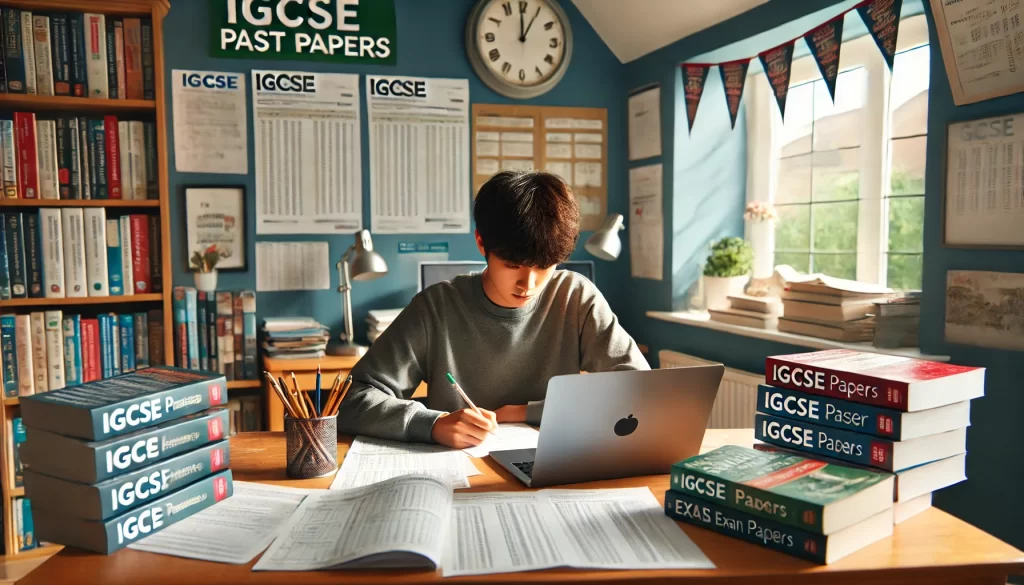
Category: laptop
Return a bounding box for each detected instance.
[490,365,724,488]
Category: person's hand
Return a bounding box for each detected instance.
[494,404,528,423]
[431,408,497,448]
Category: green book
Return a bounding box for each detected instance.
[670,445,893,534]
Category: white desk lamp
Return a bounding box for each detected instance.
[327,229,388,357]
[584,213,625,260]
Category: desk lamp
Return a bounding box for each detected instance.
[327,229,388,357]
[584,213,625,260]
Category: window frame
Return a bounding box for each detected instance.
[744,14,930,286]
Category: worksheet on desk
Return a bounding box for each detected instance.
[331,436,472,489]
[462,423,539,458]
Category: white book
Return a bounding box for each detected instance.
[14,315,34,396]
[35,120,59,199]
[29,312,48,393]
[118,121,134,199]
[1,120,17,198]
[129,121,145,198]
[83,207,109,296]
[32,15,53,96]
[60,208,87,298]
[119,214,134,295]
[84,13,108,99]
[44,310,65,390]
[39,208,65,298]
[20,11,37,95]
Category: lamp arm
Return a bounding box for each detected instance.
[336,245,355,344]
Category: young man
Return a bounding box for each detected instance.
[338,171,648,448]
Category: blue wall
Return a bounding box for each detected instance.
[163,0,629,343]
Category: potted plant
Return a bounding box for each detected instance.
[702,237,753,310]
[190,244,227,291]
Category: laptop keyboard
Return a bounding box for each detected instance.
[511,461,534,478]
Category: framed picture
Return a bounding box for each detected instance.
[946,270,1024,351]
[184,186,247,271]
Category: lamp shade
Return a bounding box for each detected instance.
[349,229,388,280]
[584,213,624,261]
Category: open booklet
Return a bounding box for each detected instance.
[253,474,713,575]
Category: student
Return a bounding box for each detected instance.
[338,171,649,448]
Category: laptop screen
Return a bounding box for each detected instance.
[418,261,595,291]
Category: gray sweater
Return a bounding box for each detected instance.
[337,271,649,443]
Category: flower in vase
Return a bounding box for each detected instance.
[745,201,778,222]
[190,244,225,273]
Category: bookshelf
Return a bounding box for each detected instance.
[0,0,171,560]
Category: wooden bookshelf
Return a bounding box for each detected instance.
[228,380,262,390]
[0,0,172,561]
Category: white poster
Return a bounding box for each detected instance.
[252,70,362,234]
[172,70,248,174]
[932,0,1024,105]
[629,164,663,281]
[256,242,330,292]
[945,114,1024,247]
[628,85,662,160]
[367,76,470,234]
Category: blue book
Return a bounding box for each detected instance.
[2,8,26,94]
[67,13,86,97]
[97,314,112,379]
[109,314,121,377]
[62,315,82,386]
[0,15,7,93]
[0,216,10,300]
[185,288,198,370]
[4,212,26,298]
[18,497,35,551]
[754,413,968,473]
[11,416,25,487]
[119,314,135,373]
[1,314,18,397]
[106,218,123,295]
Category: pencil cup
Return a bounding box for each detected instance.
[284,414,338,479]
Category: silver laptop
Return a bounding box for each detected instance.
[490,365,724,488]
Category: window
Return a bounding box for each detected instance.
[745,15,929,291]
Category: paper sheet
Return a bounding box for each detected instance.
[254,475,451,571]
[368,76,471,234]
[933,0,1024,104]
[462,423,540,458]
[629,85,662,160]
[172,70,248,174]
[629,164,664,280]
[442,487,713,577]
[128,482,311,564]
[252,70,362,234]
[331,436,470,490]
[255,242,330,291]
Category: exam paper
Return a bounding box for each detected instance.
[128,482,312,564]
[255,242,331,292]
[462,423,539,458]
[443,487,713,577]
[172,70,248,174]
[331,436,470,489]
[629,164,664,281]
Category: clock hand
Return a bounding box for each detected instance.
[519,9,525,42]
[523,7,541,40]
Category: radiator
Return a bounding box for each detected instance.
[658,350,764,429]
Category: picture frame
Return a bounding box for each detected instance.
[184,186,247,271]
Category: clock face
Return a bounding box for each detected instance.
[474,0,568,89]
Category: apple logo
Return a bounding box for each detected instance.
[614,414,638,437]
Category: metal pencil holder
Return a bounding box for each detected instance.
[284,414,338,479]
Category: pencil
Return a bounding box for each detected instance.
[265,372,299,418]
[329,374,354,417]
[445,372,496,435]
[323,373,343,416]
[315,365,322,416]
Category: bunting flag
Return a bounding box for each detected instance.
[719,58,751,129]
[857,0,903,71]
[758,41,795,121]
[681,63,711,133]
[804,16,844,102]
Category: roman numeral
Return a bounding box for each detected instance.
[485,32,495,42]
[519,69,526,81]
[519,1,528,13]
[489,48,501,62]
[544,21,554,30]
[488,17,501,26]
[549,37,559,48]
[544,54,554,64]
[502,62,512,75]
[502,2,512,16]
[535,66,543,77]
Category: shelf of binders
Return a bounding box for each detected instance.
[0,199,160,208]
[1,293,163,308]
[0,93,156,113]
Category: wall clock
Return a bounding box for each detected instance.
[466,0,574,99]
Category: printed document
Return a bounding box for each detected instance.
[172,70,248,174]
[933,0,1024,104]
[255,242,330,292]
[462,423,539,458]
[443,487,713,576]
[128,482,311,564]
[629,164,664,280]
[629,85,662,160]
[331,436,470,489]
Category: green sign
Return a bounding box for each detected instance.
[211,0,397,64]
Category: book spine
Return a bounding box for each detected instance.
[104,16,117,99]
[3,9,25,94]
[118,120,132,199]
[197,291,209,371]
[173,287,186,368]
[19,11,35,95]
[56,117,70,199]
[67,117,81,199]
[140,18,153,100]
[232,295,242,380]
[206,295,217,372]
[113,19,125,99]
[19,497,35,551]
[97,314,111,379]
[1,120,18,198]
[62,315,82,387]
[110,313,121,376]
[129,121,145,199]
[29,312,47,393]
[79,116,92,199]
[757,385,903,439]
[4,212,26,297]
[241,291,256,379]
[122,18,142,100]
[147,214,161,293]
[85,318,101,383]
[755,413,895,472]
[664,490,827,564]
[67,13,86,97]
[14,314,34,395]
[23,211,41,297]
[44,310,64,390]
[14,112,38,198]
[36,119,58,199]
[105,218,123,295]
[119,314,134,373]
[60,207,87,298]
[147,309,162,367]
[40,208,64,298]
[216,292,233,379]
[0,14,8,94]
[134,312,148,368]
[0,218,9,300]
[49,13,70,96]
[105,116,121,198]
[187,288,199,370]
[765,357,909,411]
[129,214,149,293]
[1,315,18,397]
[84,13,107,98]
[31,15,52,96]
[12,417,25,487]
[143,122,157,198]
[83,208,109,296]
[91,118,106,198]
[119,215,132,295]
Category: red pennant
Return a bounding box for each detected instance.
[719,58,751,129]
[758,41,795,121]
[680,63,711,133]
[857,0,903,70]
[804,16,844,102]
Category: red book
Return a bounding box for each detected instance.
[104,116,122,199]
[129,214,150,293]
[765,349,985,412]
[13,112,39,199]
[123,18,144,100]
[80,318,102,382]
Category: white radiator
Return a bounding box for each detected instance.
[658,350,764,429]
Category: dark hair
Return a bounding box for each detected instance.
[474,171,580,267]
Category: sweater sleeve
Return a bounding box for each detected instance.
[336,295,446,443]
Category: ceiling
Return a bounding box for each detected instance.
[570,0,769,63]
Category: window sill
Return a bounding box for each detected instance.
[647,311,950,362]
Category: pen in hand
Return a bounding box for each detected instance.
[446,372,496,436]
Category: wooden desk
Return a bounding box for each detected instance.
[19,430,1024,585]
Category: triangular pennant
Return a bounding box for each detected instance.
[857,0,903,70]
[758,41,795,121]
[680,63,711,133]
[718,59,751,129]
[804,16,844,102]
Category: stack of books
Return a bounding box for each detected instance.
[365,308,402,343]
[19,367,234,554]
[665,444,895,564]
[872,293,921,349]
[778,276,894,342]
[171,288,256,381]
[260,317,329,360]
[707,294,781,329]
[755,349,983,524]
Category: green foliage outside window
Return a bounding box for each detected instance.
[703,237,754,277]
